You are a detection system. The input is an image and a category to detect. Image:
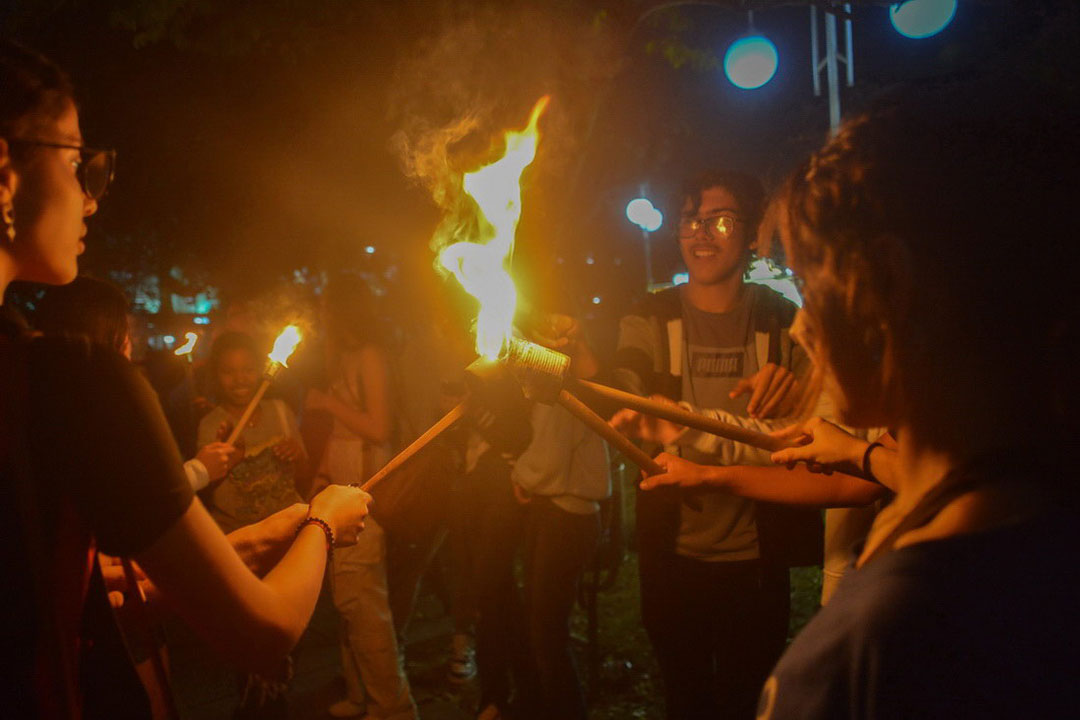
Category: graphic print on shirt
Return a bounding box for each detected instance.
[690,350,744,379]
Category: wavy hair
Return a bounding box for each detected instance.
[769,80,1078,456]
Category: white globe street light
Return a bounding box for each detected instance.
[890,0,957,39]
[626,197,663,233]
[724,35,779,90]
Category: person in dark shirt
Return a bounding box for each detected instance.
[0,40,372,718]
[749,80,1080,718]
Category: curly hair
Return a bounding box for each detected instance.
[771,79,1078,456]
[675,169,767,241]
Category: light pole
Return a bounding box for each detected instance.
[811,2,855,134]
[626,189,663,290]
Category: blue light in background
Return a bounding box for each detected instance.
[193,316,210,325]
[890,0,957,39]
[672,272,689,286]
[723,36,779,90]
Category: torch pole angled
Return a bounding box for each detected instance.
[571,378,789,453]
[225,375,274,446]
[556,389,664,476]
[361,400,468,493]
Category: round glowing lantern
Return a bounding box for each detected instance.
[889,0,957,39]
[723,36,779,90]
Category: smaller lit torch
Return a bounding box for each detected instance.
[174,331,201,429]
[225,325,302,446]
[173,331,199,362]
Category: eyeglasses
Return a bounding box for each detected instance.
[678,212,741,239]
[7,139,116,200]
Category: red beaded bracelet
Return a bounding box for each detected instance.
[297,516,335,558]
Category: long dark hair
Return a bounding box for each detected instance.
[322,273,384,358]
[33,276,130,353]
[0,39,74,140]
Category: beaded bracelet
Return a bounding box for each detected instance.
[861,441,884,486]
[298,516,335,559]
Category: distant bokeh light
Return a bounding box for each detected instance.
[626,197,663,232]
[889,0,957,39]
[723,36,779,90]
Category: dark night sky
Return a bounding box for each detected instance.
[4,0,1072,325]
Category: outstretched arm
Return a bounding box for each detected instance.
[610,397,791,466]
[135,485,369,676]
[640,452,885,508]
[770,418,899,492]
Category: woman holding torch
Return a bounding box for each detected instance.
[0,40,371,719]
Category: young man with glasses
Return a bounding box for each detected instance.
[612,171,818,720]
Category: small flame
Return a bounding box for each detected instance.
[173,332,198,357]
[268,325,303,367]
[439,96,550,360]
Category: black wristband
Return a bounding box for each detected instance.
[862,441,884,485]
[298,516,335,559]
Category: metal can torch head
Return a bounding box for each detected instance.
[464,337,570,407]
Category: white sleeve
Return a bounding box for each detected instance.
[183,458,210,491]
[675,392,843,465]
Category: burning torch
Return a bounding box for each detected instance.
[363,95,787,492]
[225,325,302,446]
[361,336,786,493]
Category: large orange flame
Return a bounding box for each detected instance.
[268,325,303,367]
[439,96,550,360]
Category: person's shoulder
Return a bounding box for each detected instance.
[624,286,681,322]
[27,334,136,392]
[748,283,799,326]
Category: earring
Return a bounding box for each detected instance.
[1,202,13,244]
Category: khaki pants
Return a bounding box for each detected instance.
[822,506,880,604]
[330,517,417,720]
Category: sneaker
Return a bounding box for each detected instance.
[448,632,476,684]
[327,698,366,718]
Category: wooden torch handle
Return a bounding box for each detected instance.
[571,379,788,453]
[361,401,468,492]
[557,389,664,476]
[225,378,272,446]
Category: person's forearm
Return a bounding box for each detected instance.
[704,464,885,507]
[323,395,390,444]
[136,502,329,675]
[258,526,330,642]
[677,406,786,465]
[227,511,300,577]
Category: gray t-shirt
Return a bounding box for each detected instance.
[676,289,761,561]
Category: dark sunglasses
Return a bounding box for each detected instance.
[7,139,117,201]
